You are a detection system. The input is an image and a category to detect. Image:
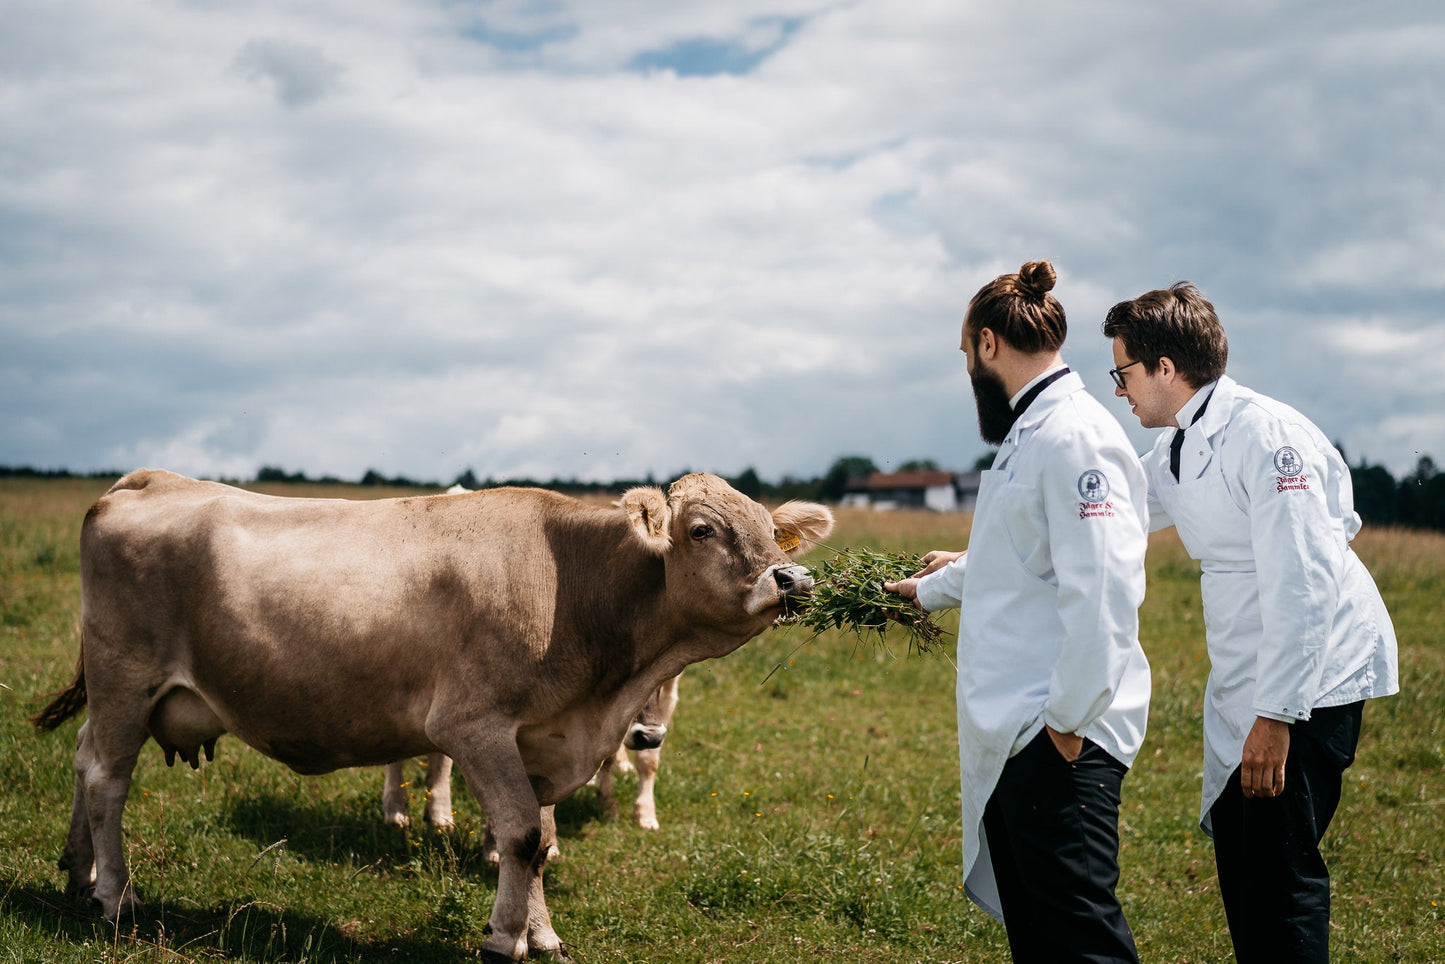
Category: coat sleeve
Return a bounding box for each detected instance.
[916,553,968,613]
[1039,429,1150,736]
[1231,416,1342,720]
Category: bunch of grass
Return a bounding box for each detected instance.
[782,546,947,654]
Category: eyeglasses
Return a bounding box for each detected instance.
[1109,360,1142,391]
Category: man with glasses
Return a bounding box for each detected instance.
[1103,282,1398,964]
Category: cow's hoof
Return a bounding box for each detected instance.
[63,880,94,902]
[479,949,518,964]
[100,894,144,923]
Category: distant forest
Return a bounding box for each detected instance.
[4,451,1443,531]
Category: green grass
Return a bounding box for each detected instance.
[1,477,1441,962]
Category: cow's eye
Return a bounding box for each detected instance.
[690,523,713,540]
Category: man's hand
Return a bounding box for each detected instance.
[1046,724,1084,762]
[914,549,965,578]
[1240,716,1290,798]
[882,577,923,610]
[883,549,965,611]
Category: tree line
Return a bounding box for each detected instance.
[3,452,1442,531]
[1347,454,1445,530]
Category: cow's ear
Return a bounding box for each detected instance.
[771,501,835,559]
[620,486,672,554]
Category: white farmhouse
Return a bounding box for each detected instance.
[841,470,981,512]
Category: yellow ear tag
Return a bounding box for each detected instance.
[776,532,801,552]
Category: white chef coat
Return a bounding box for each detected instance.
[917,369,1151,922]
[1144,375,1399,832]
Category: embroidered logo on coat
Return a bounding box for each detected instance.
[1077,469,1115,518]
[1273,446,1302,477]
[1077,470,1109,503]
[1273,446,1310,492]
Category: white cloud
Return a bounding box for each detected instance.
[2,0,1442,484]
[232,38,344,108]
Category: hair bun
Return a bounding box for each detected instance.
[1017,260,1057,298]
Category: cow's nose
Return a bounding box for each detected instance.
[625,723,667,751]
[773,564,813,596]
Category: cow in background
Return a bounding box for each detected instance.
[593,672,679,830]
[384,673,681,837]
[382,753,456,829]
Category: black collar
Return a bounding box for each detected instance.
[1187,388,1215,427]
[1012,367,1071,420]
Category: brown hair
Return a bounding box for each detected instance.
[1102,282,1228,389]
[964,260,1067,354]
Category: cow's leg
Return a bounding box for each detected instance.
[421,753,455,829]
[632,675,680,831]
[75,697,149,920]
[594,752,620,822]
[481,821,500,865]
[524,804,564,958]
[479,815,547,865]
[632,745,662,831]
[59,723,97,897]
[606,741,634,776]
[450,740,552,963]
[653,674,682,732]
[382,761,410,828]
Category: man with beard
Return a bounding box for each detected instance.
[886,260,1150,963]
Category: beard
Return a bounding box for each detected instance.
[971,361,1016,446]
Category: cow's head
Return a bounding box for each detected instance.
[623,682,673,751]
[620,473,834,635]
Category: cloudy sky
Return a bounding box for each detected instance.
[3,0,1442,485]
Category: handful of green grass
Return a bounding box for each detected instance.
[782,546,947,654]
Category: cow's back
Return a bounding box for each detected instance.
[85,469,577,626]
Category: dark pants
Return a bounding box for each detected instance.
[1209,701,1364,964]
[982,730,1140,964]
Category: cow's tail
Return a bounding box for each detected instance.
[32,636,87,732]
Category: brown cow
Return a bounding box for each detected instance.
[36,470,831,962]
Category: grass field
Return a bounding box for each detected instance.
[1,476,1441,963]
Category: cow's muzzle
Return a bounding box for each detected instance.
[625,721,667,751]
[773,564,814,597]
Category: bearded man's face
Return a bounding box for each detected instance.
[970,352,1014,445]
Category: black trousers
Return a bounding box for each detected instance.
[982,730,1140,964]
[1209,701,1364,964]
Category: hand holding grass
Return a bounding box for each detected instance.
[884,549,966,608]
[781,546,949,654]
[913,549,966,576]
